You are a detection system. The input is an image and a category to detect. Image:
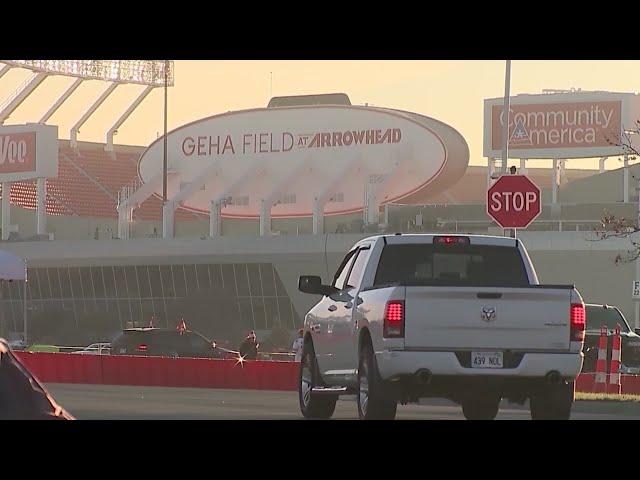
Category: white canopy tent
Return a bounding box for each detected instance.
[0,250,28,344]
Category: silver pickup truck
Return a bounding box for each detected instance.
[297,234,585,420]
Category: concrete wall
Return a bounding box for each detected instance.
[4,206,118,240]
[1,206,369,240]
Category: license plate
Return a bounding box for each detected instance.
[471,351,503,368]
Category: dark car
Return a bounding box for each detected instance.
[110,328,238,359]
[0,338,74,420]
[582,304,640,374]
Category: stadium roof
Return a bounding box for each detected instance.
[267,93,351,108]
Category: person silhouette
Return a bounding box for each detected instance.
[239,331,258,360]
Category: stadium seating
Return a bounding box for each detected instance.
[5,140,205,221]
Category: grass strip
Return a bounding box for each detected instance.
[576,392,640,403]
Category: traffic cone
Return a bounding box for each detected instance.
[607,324,622,394]
[594,325,608,393]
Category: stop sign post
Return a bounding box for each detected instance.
[487,175,541,229]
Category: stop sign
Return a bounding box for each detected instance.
[487,175,541,229]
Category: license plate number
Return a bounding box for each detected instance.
[471,351,503,368]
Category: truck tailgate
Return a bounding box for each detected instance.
[404,287,572,351]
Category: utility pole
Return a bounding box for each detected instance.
[162,60,168,206]
[501,60,512,176]
[636,176,640,329]
[501,60,512,238]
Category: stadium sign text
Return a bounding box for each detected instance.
[491,101,621,150]
[0,132,36,173]
[181,128,402,157]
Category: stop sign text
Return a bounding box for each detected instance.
[486,175,541,229]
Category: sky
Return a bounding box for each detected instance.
[1,60,640,169]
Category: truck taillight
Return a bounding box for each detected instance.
[384,300,404,338]
[433,236,470,246]
[570,303,585,342]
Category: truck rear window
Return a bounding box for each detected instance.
[374,244,530,287]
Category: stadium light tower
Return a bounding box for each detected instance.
[0,60,175,241]
[0,60,174,149]
[163,60,168,206]
[2,60,174,86]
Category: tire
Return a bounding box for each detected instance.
[357,342,397,420]
[299,341,337,419]
[461,396,500,420]
[530,381,574,420]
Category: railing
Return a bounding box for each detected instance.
[432,219,606,233]
[258,352,296,361]
[27,344,94,353]
[24,344,296,361]
[117,177,142,210]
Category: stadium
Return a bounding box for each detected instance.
[0,60,639,349]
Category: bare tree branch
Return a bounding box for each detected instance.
[593,205,640,266]
[605,122,640,157]
[577,122,640,264]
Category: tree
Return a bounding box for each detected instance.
[592,123,640,264]
[593,211,640,264]
[605,119,640,158]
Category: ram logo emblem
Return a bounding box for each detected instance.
[481,307,497,323]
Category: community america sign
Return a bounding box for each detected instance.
[483,92,633,159]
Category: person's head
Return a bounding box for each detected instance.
[247,331,256,341]
[298,328,304,338]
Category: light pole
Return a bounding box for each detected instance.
[500,60,514,238]
[501,60,512,176]
[162,60,168,207]
[636,175,640,329]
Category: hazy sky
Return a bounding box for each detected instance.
[2,60,639,169]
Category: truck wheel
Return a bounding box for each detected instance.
[358,342,397,420]
[299,341,337,419]
[461,397,500,420]
[530,381,574,420]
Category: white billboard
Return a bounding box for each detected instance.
[138,106,469,218]
[483,91,640,159]
[0,124,58,182]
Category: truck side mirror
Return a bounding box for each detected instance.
[298,275,338,297]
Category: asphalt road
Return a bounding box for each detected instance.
[45,384,640,420]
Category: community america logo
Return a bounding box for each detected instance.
[509,118,532,146]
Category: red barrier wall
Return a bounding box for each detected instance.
[14,352,299,391]
[12,352,640,395]
[576,373,595,393]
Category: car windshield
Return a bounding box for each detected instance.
[586,306,630,332]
